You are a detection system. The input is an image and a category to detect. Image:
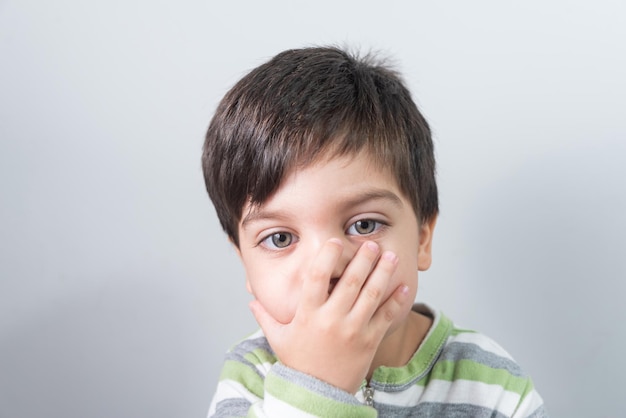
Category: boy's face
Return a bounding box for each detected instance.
[236,151,435,329]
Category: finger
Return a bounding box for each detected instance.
[369,283,411,336]
[249,300,284,338]
[300,238,344,310]
[328,240,380,312]
[351,250,399,321]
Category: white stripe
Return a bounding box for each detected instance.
[512,388,544,417]
[366,379,524,414]
[260,392,318,418]
[373,383,425,406]
[449,331,515,361]
[418,379,521,415]
[251,359,273,376]
[211,379,262,406]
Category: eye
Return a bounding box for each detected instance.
[260,232,295,249]
[347,219,381,236]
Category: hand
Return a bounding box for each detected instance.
[249,238,411,394]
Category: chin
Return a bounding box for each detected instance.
[386,306,414,335]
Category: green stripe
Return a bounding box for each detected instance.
[265,373,376,417]
[219,360,264,399]
[421,359,532,395]
[372,312,453,385]
[244,348,277,366]
[518,377,536,402]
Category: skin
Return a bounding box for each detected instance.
[235,151,437,394]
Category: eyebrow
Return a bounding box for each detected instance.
[240,189,403,229]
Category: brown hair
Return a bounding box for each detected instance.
[202,46,438,246]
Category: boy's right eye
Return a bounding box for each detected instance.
[260,232,295,250]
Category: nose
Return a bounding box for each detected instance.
[307,235,359,280]
[330,238,357,280]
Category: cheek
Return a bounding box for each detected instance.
[245,262,301,324]
[383,238,420,299]
[390,261,418,296]
[383,235,420,278]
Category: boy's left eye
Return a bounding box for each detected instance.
[347,219,381,235]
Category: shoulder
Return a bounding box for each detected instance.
[217,330,277,395]
[226,329,276,364]
[427,310,546,417]
[442,325,522,373]
[209,330,277,416]
[413,304,528,380]
[223,329,277,374]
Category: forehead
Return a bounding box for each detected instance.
[240,152,407,226]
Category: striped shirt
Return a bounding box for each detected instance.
[208,304,547,417]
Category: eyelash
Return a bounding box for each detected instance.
[257,218,388,251]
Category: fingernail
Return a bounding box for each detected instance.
[382,251,398,264]
[366,241,379,252]
[400,285,409,295]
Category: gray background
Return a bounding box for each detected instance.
[1,1,624,417]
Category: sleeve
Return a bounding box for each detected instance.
[511,378,549,418]
[208,344,376,418]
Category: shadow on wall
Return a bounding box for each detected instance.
[463,138,626,417]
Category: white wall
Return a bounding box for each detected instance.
[1,1,624,417]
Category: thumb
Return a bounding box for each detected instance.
[249,300,282,336]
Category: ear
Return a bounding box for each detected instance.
[417,215,437,271]
[229,237,253,294]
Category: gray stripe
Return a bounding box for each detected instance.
[223,336,275,381]
[370,339,526,392]
[271,363,364,406]
[439,341,527,378]
[226,337,274,360]
[213,398,251,417]
[375,402,510,418]
[225,336,275,362]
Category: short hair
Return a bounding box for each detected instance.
[202,46,438,246]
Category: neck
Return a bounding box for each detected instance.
[367,309,432,381]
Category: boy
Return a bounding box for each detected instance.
[203,47,546,417]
